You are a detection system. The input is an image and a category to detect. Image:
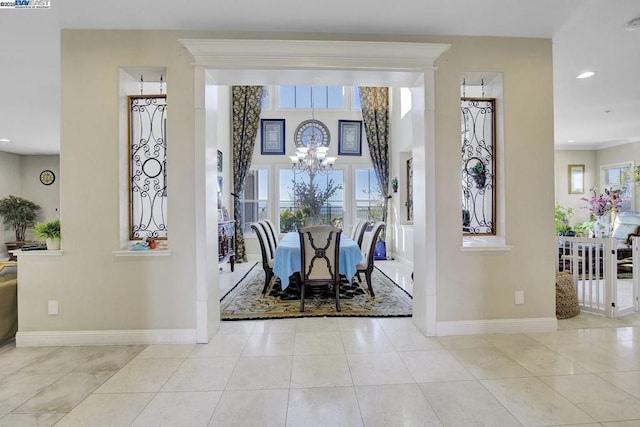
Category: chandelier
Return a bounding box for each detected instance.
[289,95,336,175]
[289,133,336,175]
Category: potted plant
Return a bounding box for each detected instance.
[32,219,61,250]
[0,195,41,244]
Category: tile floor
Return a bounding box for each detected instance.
[1,260,639,426]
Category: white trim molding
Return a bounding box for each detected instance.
[436,317,557,336]
[16,329,197,347]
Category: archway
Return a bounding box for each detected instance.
[180,39,450,341]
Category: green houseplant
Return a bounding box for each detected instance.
[0,195,41,243]
[32,219,61,250]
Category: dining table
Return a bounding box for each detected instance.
[273,231,363,290]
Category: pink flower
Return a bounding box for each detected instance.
[581,188,622,217]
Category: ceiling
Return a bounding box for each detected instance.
[0,0,638,155]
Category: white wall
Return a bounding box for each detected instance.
[0,151,22,253]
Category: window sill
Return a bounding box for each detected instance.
[461,236,512,252]
[11,249,64,257]
[112,250,172,257]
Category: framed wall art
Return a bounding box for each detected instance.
[337,120,362,156]
[260,119,286,155]
[568,164,585,194]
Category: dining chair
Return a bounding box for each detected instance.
[356,221,386,297]
[250,222,275,295]
[297,225,342,312]
[258,221,277,258]
[351,219,370,248]
[263,219,279,249]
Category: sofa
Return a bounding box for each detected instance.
[0,270,17,342]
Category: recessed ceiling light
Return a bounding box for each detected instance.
[577,71,595,79]
[568,139,576,143]
[626,17,640,31]
[0,138,10,143]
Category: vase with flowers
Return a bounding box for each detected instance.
[581,188,622,238]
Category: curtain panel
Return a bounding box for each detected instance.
[231,86,263,261]
[359,87,390,238]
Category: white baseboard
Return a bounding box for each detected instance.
[15,328,198,347]
[389,252,412,265]
[436,317,557,336]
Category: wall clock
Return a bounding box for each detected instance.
[294,119,330,148]
[39,170,55,185]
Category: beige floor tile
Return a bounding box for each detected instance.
[0,347,58,375]
[549,342,637,373]
[336,317,383,332]
[541,374,640,422]
[0,371,63,415]
[583,326,640,342]
[0,412,65,426]
[602,421,640,426]
[340,328,395,353]
[346,352,414,385]
[162,357,237,391]
[436,334,492,349]
[386,329,443,352]
[295,317,340,332]
[356,383,441,426]
[290,354,352,388]
[590,340,640,369]
[399,350,473,383]
[189,334,249,358]
[499,344,589,376]
[293,331,344,355]
[250,319,297,335]
[20,347,105,375]
[226,356,292,390]
[54,393,153,427]
[420,380,521,426]
[132,391,221,427]
[480,333,540,347]
[598,371,640,399]
[94,358,182,393]
[286,387,363,427]
[481,377,596,426]
[375,317,415,332]
[241,333,295,356]
[135,344,196,359]
[209,389,288,427]
[449,347,534,379]
[526,328,592,345]
[72,345,145,373]
[14,371,114,413]
[218,321,256,335]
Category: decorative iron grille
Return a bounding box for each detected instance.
[129,95,167,239]
[461,98,495,235]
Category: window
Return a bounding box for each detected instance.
[354,169,384,222]
[278,169,344,232]
[241,169,269,234]
[461,97,496,235]
[602,162,633,212]
[129,95,168,239]
[352,87,361,110]
[261,86,270,110]
[278,86,344,109]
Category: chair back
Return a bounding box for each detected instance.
[355,220,371,247]
[258,221,277,256]
[298,226,342,283]
[350,219,364,242]
[361,222,385,268]
[251,222,273,268]
[263,219,279,247]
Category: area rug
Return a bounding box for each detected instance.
[220,263,412,320]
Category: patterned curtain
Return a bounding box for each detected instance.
[359,87,390,238]
[232,86,263,262]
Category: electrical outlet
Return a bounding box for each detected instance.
[48,300,58,315]
[515,291,525,305]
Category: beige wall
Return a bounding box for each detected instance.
[17,31,556,340]
[596,142,640,211]
[19,30,198,334]
[429,36,556,322]
[0,151,22,251]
